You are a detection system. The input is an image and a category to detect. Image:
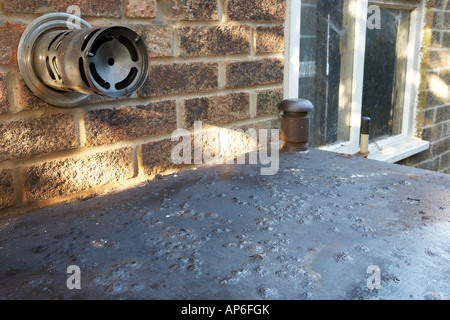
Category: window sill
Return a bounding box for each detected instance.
[318,135,430,163]
[366,135,429,163]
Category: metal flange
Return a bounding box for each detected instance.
[18,13,92,107]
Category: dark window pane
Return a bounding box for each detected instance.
[299,0,344,147]
[362,8,410,139]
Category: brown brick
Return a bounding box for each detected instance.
[125,0,157,18]
[0,114,77,162]
[422,123,443,141]
[417,158,440,171]
[0,73,10,114]
[226,58,284,88]
[227,0,286,22]
[439,69,450,87]
[436,105,450,123]
[180,25,251,57]
[426,89,446,107]
[238,118,280,133]
[141,139,183,176]
[130,25,173,58]
[234,118,281,150]
[439,151,450,169]
[139,62,218,97]
[442,32,450,47]
[1,0,122,17]
[431,30,441,47]
[173,0,218,21]
[423,108,435,126]
[191,128,220,164]
[255,26,285,53]
[0,23,27,65]
[144,121,279,169]
[24,148,133,203]
[183,93,250,128]
[428,50,450,69]
[399,147,432,166]
[191,127,245,164]
[17,80,52,111]
[443,121,450,137]
[432,138,449,157]
[84,101,177,146]
[257,88,283,115]
[434,0,446,10]
[191,123,273,164]
[0,169,15,209]
[426,70,449,103]
[432,10,450,29]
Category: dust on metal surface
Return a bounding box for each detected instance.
[0,149,449,300]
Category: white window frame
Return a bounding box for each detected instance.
[285,0,429,163]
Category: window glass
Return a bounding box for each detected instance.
[298,0,344,147]
[362,8,411,139]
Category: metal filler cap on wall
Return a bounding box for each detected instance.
[18,13,149,107]
[278,99,314,153]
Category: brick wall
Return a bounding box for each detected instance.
[0,0,285,217]
[398,0,450,173]
[1,0,447,218]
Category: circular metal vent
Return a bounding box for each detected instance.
[18,13,149,107]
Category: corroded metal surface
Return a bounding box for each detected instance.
[0,149,449,300]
